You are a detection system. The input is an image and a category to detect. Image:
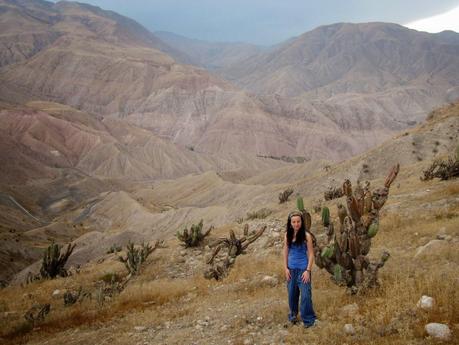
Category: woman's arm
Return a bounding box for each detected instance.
[306,232,315,272]
[301,232,315,283]
[283,233,291,281]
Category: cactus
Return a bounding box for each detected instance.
[312,164,399,293]
[39,242,76,279]
[176,220,213,247]
[297,196,304,211]
[321,207,330,226]
[333,264,343,282]
[279,188,294,203]
[321,244,334,259]
[205,225,266,280]
[367,223,379,238]
[118,241,156,275]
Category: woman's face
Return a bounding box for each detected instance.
[290,215,302,231]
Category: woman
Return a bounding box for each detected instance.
[283,210,317,327]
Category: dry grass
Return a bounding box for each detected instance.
[1,167,459,345]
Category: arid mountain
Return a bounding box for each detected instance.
[155,31,266,71]
[216,23,459,129]
[0,0,412,162]
[3,100,457,284]
[221,23,459,98]
[0,100,290,282]
[0,0,310,159]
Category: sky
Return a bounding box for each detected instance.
[52,0,459,45]
[405,5,459,33]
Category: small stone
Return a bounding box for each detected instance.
[180,250,187,256]
[134,326,147,332]
[436,234,447,240]
[197,319,209,327]
[340,303,359,317]
[425,323,451,340]
[243,339,253,345]
[417,295,434,310]
[52,289,61,298]
[261,275,278,287]
[344,324,355,335]
[176,257,186,263]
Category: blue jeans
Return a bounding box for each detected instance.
[287,268,316,326]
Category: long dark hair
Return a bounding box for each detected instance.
[286,211,306,247]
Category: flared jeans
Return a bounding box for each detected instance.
[287,268,316,326]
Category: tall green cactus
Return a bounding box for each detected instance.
[321,207,330,226]
[297,196,304,211]
[40,241,76,279]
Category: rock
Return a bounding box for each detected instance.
[52,289,61,298]
[180,250,187,256]
[344,324,355,335]
[340,303,359,317]
[261,275,278,287]
[134,326,147,332]
[176,257,186,263]
[196,319,209,327]
[414,240,449,258]
[417,295,434,310]
[243,339,253,345]
[436,234,447,240]
[425,323,451,340]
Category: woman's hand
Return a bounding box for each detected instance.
[285,268,291,281]
[301,270,310,283]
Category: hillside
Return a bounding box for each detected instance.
[0,100,458,345]
[3,2,458,162]
[217,23,459,129]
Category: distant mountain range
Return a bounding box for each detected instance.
[1,0,458,164]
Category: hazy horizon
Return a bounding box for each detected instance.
[49,0,459,45]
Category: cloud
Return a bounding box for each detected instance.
[405,5,459,33]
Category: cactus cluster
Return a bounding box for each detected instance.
[118,241,155,275]
[176,220,213,247]
[204,224,266,280]
[313,164,399,293]
[279,188,294,203]
[39,242,76,279]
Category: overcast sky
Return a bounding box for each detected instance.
[54,0,459,45]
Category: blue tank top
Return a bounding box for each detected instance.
[288,241,308,269]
